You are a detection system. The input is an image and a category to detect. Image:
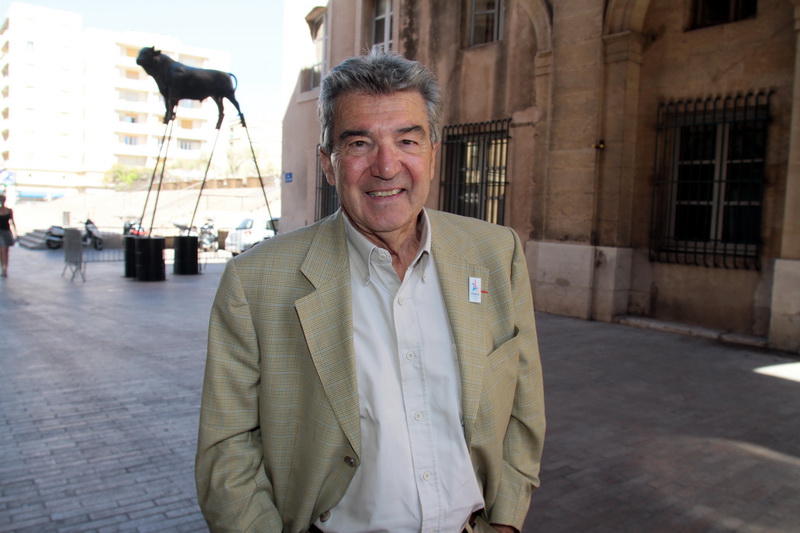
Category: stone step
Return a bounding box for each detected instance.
[15,229,50,250]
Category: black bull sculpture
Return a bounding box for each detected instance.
[136,46,244,129]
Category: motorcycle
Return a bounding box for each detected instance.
[173,219,218,251]
[45,219,104,250]
[199,219,218,251]
[123,219,146,236]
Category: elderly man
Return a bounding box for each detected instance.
[196,52,545,533]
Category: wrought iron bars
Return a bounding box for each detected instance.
[439,118,511,225]
[315,146,339,221]
[649,90,771,270]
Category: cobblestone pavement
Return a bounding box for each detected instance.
[1,247,798,532]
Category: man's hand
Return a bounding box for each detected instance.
[492,525,518,533]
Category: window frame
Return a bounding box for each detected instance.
[649,91,771,270]
[371,0,394,54]
[469,0,505,47]
[302,7,328,92]
[690,0,757,29]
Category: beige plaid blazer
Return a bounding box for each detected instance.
[196,209,545,533]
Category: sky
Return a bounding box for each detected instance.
[0,0,288,121]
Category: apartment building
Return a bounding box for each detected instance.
[0,2,235,199]
[281,0,800,353]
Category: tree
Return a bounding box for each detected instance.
[104,164,150,189]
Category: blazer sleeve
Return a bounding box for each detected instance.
[489,228,546,529]
[195,259,283,532]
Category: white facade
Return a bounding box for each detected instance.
[0,2,239,197]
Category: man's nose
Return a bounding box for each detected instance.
[370,143,401,179]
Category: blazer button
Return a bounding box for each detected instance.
[344,455,357,467]
[319,510,331,522]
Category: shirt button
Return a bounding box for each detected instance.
[379,252,388,261]
[422,471,432,481]
[398,297,405,305]
[406,352,414,360]
[414,411,423,421]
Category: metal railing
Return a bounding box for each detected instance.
[64,226,231,264]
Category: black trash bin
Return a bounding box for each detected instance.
[134,237,166,282]
[124,235,137,278]
[173,235,199,275]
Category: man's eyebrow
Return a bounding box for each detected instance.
[338,125,426,142]
[397,125,425,135]
[338,129,369,141]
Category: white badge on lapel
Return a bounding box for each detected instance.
[469,277,482,303]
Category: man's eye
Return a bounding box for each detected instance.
[351,140,368,148]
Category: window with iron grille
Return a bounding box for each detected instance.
[691,0,757,29]
[649,91,771,270]
[469,0,504,46]
[315,146,339,221]
[439,118,511,225]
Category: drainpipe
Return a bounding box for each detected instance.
[588,33,608,321]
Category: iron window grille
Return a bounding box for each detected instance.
[439,118,511,225]
[315,146,339,221]
[649,91,771,270]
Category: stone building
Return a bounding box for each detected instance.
[281,0,800,353]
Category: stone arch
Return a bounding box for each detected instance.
[605,0,653,35]
[517,0,553,52]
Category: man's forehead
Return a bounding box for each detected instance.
[335,90,426,112]
[333,90,429,131]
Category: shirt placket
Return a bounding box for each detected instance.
[388,258,441,533]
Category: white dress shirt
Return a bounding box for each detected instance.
[317,210,484,533]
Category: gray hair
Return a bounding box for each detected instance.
[318,52,443,154]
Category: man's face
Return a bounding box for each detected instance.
[320,90,438,244]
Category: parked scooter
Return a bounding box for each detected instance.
[123,219,145,236]
[199,219,218,251]
[45,219,104,250]
[173,219,218,251]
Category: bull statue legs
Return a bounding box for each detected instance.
[210,95,246,129]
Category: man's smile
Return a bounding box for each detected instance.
[367,189,404,198]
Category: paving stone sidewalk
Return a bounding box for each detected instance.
[1,247,798,532]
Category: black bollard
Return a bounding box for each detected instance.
[134,237,166,282]
[173,235,199,275]
[124,235,138,278]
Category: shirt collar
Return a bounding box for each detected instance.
[343,209,432,285]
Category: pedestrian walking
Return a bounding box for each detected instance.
[0,193,16,277]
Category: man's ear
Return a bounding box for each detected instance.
[319,147,336,186]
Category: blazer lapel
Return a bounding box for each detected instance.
[429,211,489,441]
[294,213,361,458]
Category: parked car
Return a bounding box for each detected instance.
[224,217,277,256]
